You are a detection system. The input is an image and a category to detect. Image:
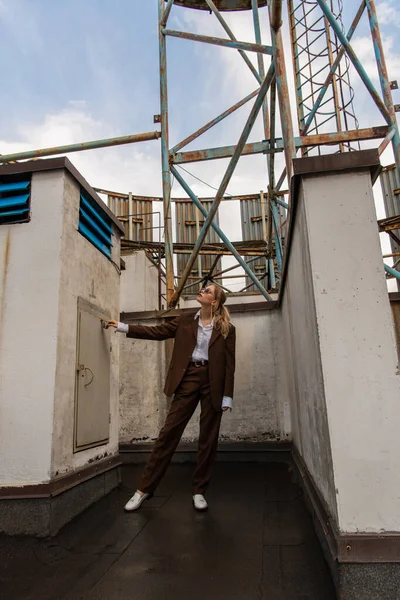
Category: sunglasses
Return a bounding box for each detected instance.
[199,287,214,295]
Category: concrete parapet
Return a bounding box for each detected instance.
[282,150,400,598]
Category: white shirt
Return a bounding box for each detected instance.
[192,311,232,410]
[116,315,232,410]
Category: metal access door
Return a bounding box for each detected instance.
[74,299,111,452]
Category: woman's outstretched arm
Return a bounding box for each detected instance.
[223,325,236,399]
[105,316,180,341]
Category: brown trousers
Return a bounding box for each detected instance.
[139,364,222,495]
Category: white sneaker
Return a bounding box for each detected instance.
[193,494,208,511]
[124,491,150,512]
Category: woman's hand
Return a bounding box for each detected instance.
[222,407,229,412]
[105,320,118,329]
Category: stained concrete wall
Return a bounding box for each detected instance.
[51,171,121,477]
[119,309,289,443]
[0,167,122,487]
[281,194,337,521]
[118,252,290,443]
[283,166,400,534]
[0,171,64,484]
[120,251,160,313]
[391,295,400,362]
[301,170,400,533]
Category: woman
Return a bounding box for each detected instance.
[106,283,236,512]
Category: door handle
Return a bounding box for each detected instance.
[78,364,94,387]
[84,367,94,387]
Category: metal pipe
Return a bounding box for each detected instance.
[172,126,387,165]
[269,7,296,185]
[161,0,174,27]
[251,0,280,284]
[0,131,161,164]
[300,126,388,146]
[173,140,280,163]
[212,255,260,278]
[170,63,275,305]
[181,255,260,291]
[323,14,344,149]
[316,0,392,127]
[287,0,306,134]
[275,197,288,210]
[260,191,267,241]
[171,89,259,154]
[171,248,267,256]
[163,29,273,55]
[270,0,282,31]
[268,77,277,191]
[239,271,268,293]
[384,263,400,280]
[378,126,396,156]
[383,252,400,259]
[128,192,133,241]
[251,0,270,140]
[269,258,276,289]
[195,206,202,280]
[179,274,251,281]
[303,0,367,134]
[170,165,272,304]
[205,0,262,84]
[275,0,366,192]
[252,0,275,290]
[366,0,400,178]
[159,0,175,303]
[271,200,282,270]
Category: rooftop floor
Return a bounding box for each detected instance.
[0,462,335,600]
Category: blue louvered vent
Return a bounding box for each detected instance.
[78,190,113,259]
[0,179,31,224]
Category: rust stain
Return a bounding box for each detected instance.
[0,230,12,380]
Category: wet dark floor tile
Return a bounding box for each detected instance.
[0,463,336,600]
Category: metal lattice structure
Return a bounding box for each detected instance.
[1,0,400,302]
[158,0,400,306]
[288,0,360,154]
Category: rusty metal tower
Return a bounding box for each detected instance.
[0,0,399,300]
[156,0,400,306]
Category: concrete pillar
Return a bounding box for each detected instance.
[282,150,400,596]
[0,158,123,536]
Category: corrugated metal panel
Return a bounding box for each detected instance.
[108,195,154,242]
[240,195,269,291]
[380,165,400,291]
[380,165,400,218]
[175,200,222,293]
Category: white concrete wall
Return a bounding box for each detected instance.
[119,308,290,443]
[0,171,64,484]
[52,171,121,477]
[120,252,160,313]
[301,170,400,533]
[119,322,169,442]
[281,195,338,521]
[119,251,289,443]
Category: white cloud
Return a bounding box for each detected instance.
[2,3,397,292]
[376,1,400,27]
[351,34,400,86]
[0,104,162,197]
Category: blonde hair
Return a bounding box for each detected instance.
[211,284,231,339]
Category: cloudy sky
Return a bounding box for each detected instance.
[0,0,399,289]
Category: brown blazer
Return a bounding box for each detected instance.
[127,311,236,411]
